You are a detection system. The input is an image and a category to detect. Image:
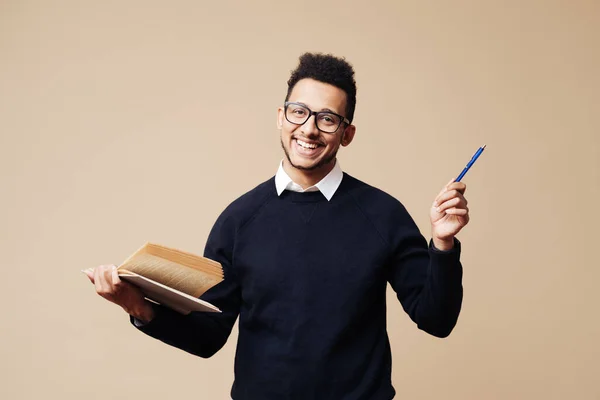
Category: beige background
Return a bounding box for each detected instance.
[1,1,598,399]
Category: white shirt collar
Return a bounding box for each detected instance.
[275,160,343,201]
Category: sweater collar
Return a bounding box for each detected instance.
[275,160,343,201]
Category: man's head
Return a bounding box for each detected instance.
[285,53,357,123]
[278,53,357,175]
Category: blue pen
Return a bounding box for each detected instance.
[456,145,486,182]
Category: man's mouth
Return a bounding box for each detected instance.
[293,138,324,157]
[296,138,322,149]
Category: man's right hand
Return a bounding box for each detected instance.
[83,265,155,324]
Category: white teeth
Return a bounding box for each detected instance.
[297,139,318,149]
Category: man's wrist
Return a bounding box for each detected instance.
[125,302,155,324]
[432,237,454,251]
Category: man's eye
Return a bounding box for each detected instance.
[293,109,307,115]
[319,114,339,125]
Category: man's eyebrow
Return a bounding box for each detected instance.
[295,102,340,114]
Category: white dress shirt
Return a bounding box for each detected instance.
[274,159,343,201]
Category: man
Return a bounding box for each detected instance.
[85,53,469,399]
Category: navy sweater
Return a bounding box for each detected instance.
[133,173,463,400]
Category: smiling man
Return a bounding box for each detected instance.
[278,73,355,187]
[86,53,469,400]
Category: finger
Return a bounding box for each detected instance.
[435,190,468,207]
[437,197,468,213]
[94,265,104,294]
[95,265,113,295]
[434,178,458,205]
[447,181,467,195]
[436,197,469,213]
[111,265,121,286]
[444,207,469,216]
[111,266,125,296]
[435,190,458,206]
[101,265,116,295]
[82,268,95,284]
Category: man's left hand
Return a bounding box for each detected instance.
[430,179,470,251]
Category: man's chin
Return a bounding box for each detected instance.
[289,158,321,171]
[289,154,336,172]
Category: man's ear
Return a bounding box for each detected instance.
[341,124,356,147]
[277,107,284,129]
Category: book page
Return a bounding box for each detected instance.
[119,253,222,298]
[144,243,223,277]
[119,273,221,314]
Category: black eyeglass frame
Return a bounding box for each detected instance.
[284,101,350,134]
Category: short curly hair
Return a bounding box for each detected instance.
[285,52,357,123]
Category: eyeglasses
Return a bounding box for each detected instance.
[284,102,350,134]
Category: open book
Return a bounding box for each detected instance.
[117,242,223,315]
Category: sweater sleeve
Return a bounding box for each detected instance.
[129,212,242,358]
[385,206,463,338]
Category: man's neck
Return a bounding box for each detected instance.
[282,159,336,189]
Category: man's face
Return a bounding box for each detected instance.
[277,78,354,172]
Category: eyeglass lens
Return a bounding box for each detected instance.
[285,104,342,133]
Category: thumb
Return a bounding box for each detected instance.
[81,268,95,284]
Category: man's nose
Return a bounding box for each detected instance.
[301,113,319,137]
